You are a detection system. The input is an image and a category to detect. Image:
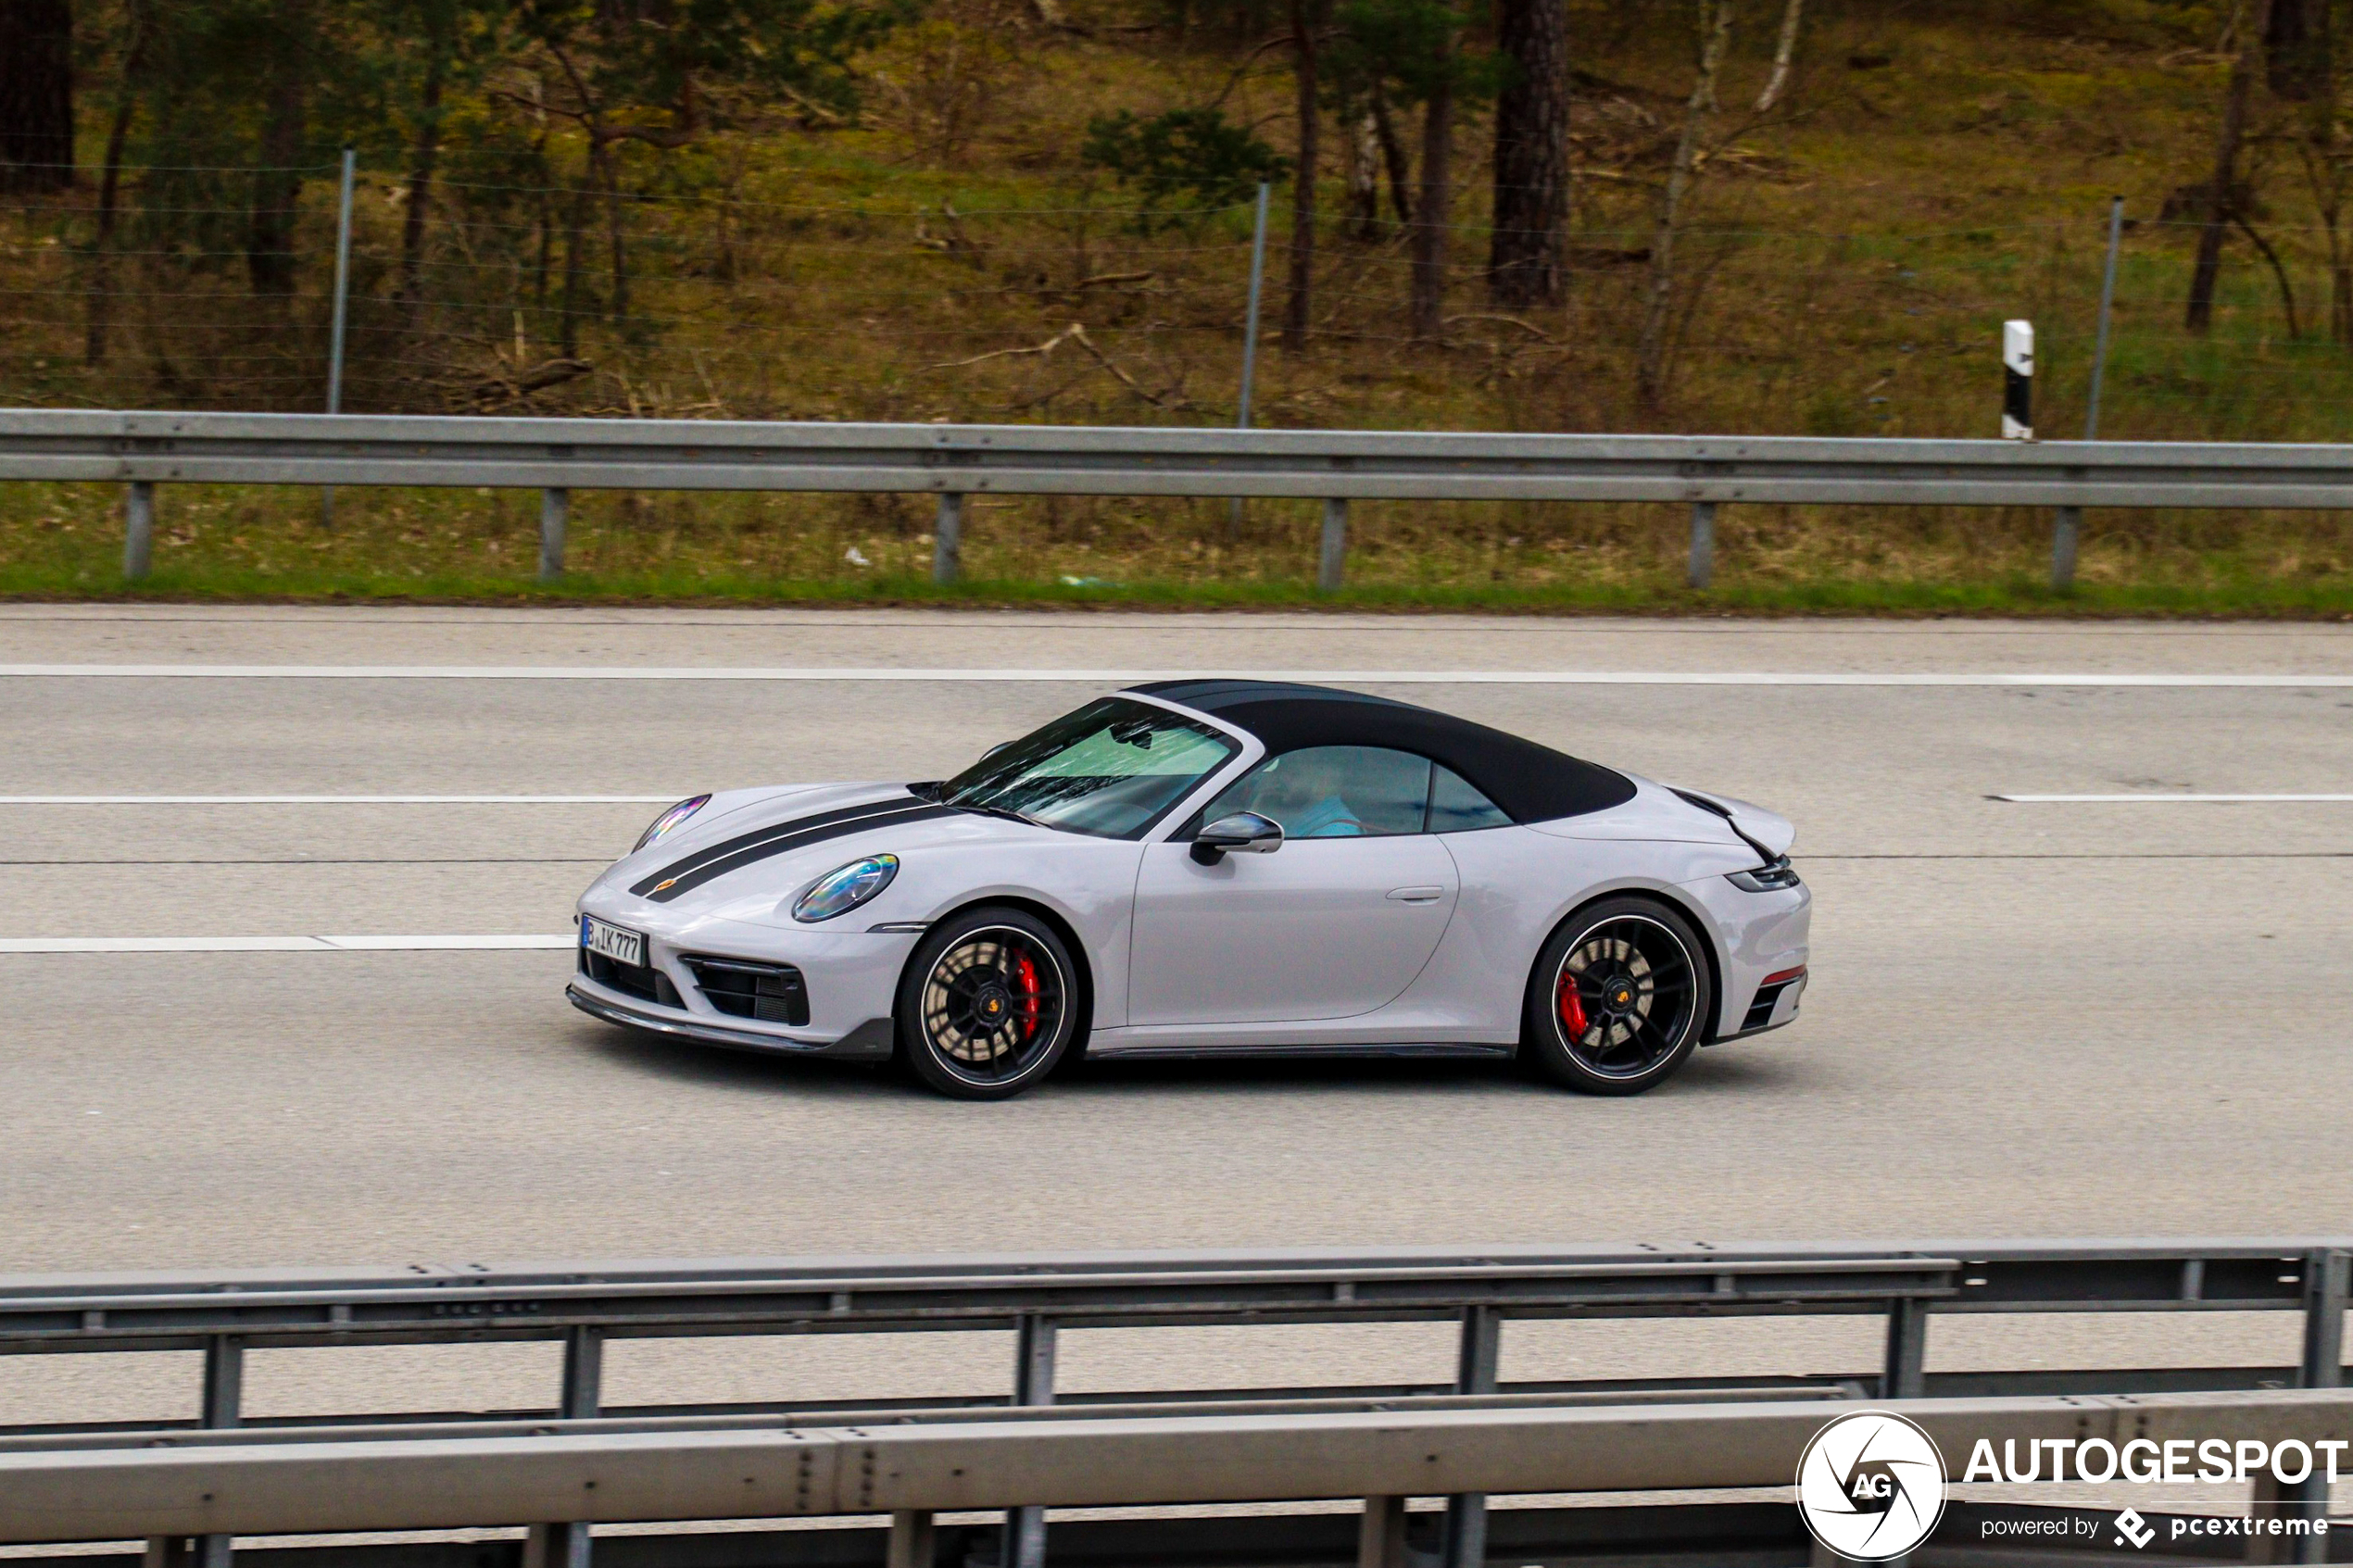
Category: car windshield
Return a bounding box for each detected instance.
[936,697,1239,839]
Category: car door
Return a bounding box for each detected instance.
[1126,746,1461,1025]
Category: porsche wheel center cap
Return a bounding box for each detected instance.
[976,986,1010,1020]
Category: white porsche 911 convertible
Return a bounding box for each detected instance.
[570,680,1809,1099]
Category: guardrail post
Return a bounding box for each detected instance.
[538,488,569,583]
[934,493,964,586]
[1882,1298,1928,1400]
[525,1327,604,1568]
[2050,506,2081,592]
[1441,1305,1502,1568]
[1006,1314,1056,1568]
[1688,501,1716,590]
[2285,1248,2348,1564]
[1318,498,1348,592]
[188,1336,243,1568]
[887,1510,936,1568]
[1358,1496,1408,1568]
[124,481,155,582]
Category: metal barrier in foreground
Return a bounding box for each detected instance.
[2,1390,2349,1567]
[0,1240,2345,1568]
[11,408,2353,590]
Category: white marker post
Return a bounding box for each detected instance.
[2001,320,2033,440]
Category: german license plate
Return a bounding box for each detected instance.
[581,916,645,968]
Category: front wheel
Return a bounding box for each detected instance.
[895,907,1082,1099]
[1523,897,1713,1096]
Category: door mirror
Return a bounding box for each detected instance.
[1191,811,1283,865]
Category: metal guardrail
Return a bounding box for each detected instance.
[8,408,2353,589]
[4,1390,2350,1560]
[0,1242,2344,1568]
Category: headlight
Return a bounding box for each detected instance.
[1727,857,1801,892]
[634,794,711,852]
[794,854,900,922]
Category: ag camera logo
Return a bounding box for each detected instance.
[1796,1411,1948,1562]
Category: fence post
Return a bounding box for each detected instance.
[934,492,964,585]
[1882,1298,1928,1400]
[538,487,569,582]
[123,480,155,582]
[1006,1314,1057,1568]
[321,147,357,529]
[1230,182,1272,536]
[1440,1305,1501,1568]
[1687,500,1717,590]
[2057,196,2127,594]
[524,1327,604,1568]
[1318,497,1348,591]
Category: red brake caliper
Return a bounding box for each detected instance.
[1557,972,1588,1038]
[1015,951,1042,1040]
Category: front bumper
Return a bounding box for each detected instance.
[567,901,918,1062]
[566,978,896,1060]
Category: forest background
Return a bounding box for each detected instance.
[2,0,2349,613]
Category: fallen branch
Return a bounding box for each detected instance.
[924,324,1082,372]
[1443,313,1554,341]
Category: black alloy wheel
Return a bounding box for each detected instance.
[896,907,1080,1099]
[1523,897,1712,1095]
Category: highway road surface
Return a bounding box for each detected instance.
[2,606,2348,1431]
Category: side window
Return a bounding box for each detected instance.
[1428,765,1512,833]
[1200,746,1433,838]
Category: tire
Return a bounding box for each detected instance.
[895,906,1083,1099]
[1523,897,1713,1096]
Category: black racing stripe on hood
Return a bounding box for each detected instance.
[638,803,956,903]
[630,792,921,898]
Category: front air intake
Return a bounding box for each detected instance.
[681,957,811,1026]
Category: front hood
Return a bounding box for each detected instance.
[591,782,1051,923]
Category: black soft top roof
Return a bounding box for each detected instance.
[1129,680,1636,823]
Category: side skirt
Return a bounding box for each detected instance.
[1084,1041,1516,1061]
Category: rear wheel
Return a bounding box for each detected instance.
[896,907,1080,1099]
[1524,897,1712,1095]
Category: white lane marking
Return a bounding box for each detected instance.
[0,795,676,805]
[0,934,575,954]
[3,664,2351,686]
[1991,793,2353,803]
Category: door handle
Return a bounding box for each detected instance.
[1386,885,1445,903]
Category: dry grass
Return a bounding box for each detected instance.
[3,0,2353,611]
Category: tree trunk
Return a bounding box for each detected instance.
[398,26,449,316]
[597,138,629,327]
[1488,0,1568,307]
[84,1,145,365]
[560,175,590,357]
[2186,0,2271,333]
[1282,0,1320,348]
[0,0,75,192]
[1636,0,1733,412]
[1407,20,1456,339]
[1754,0,1802,111]
[1344,108,1379,239]
[2266,0,2327,98]
[1371,86,1412,227]
[246,0,310,299]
